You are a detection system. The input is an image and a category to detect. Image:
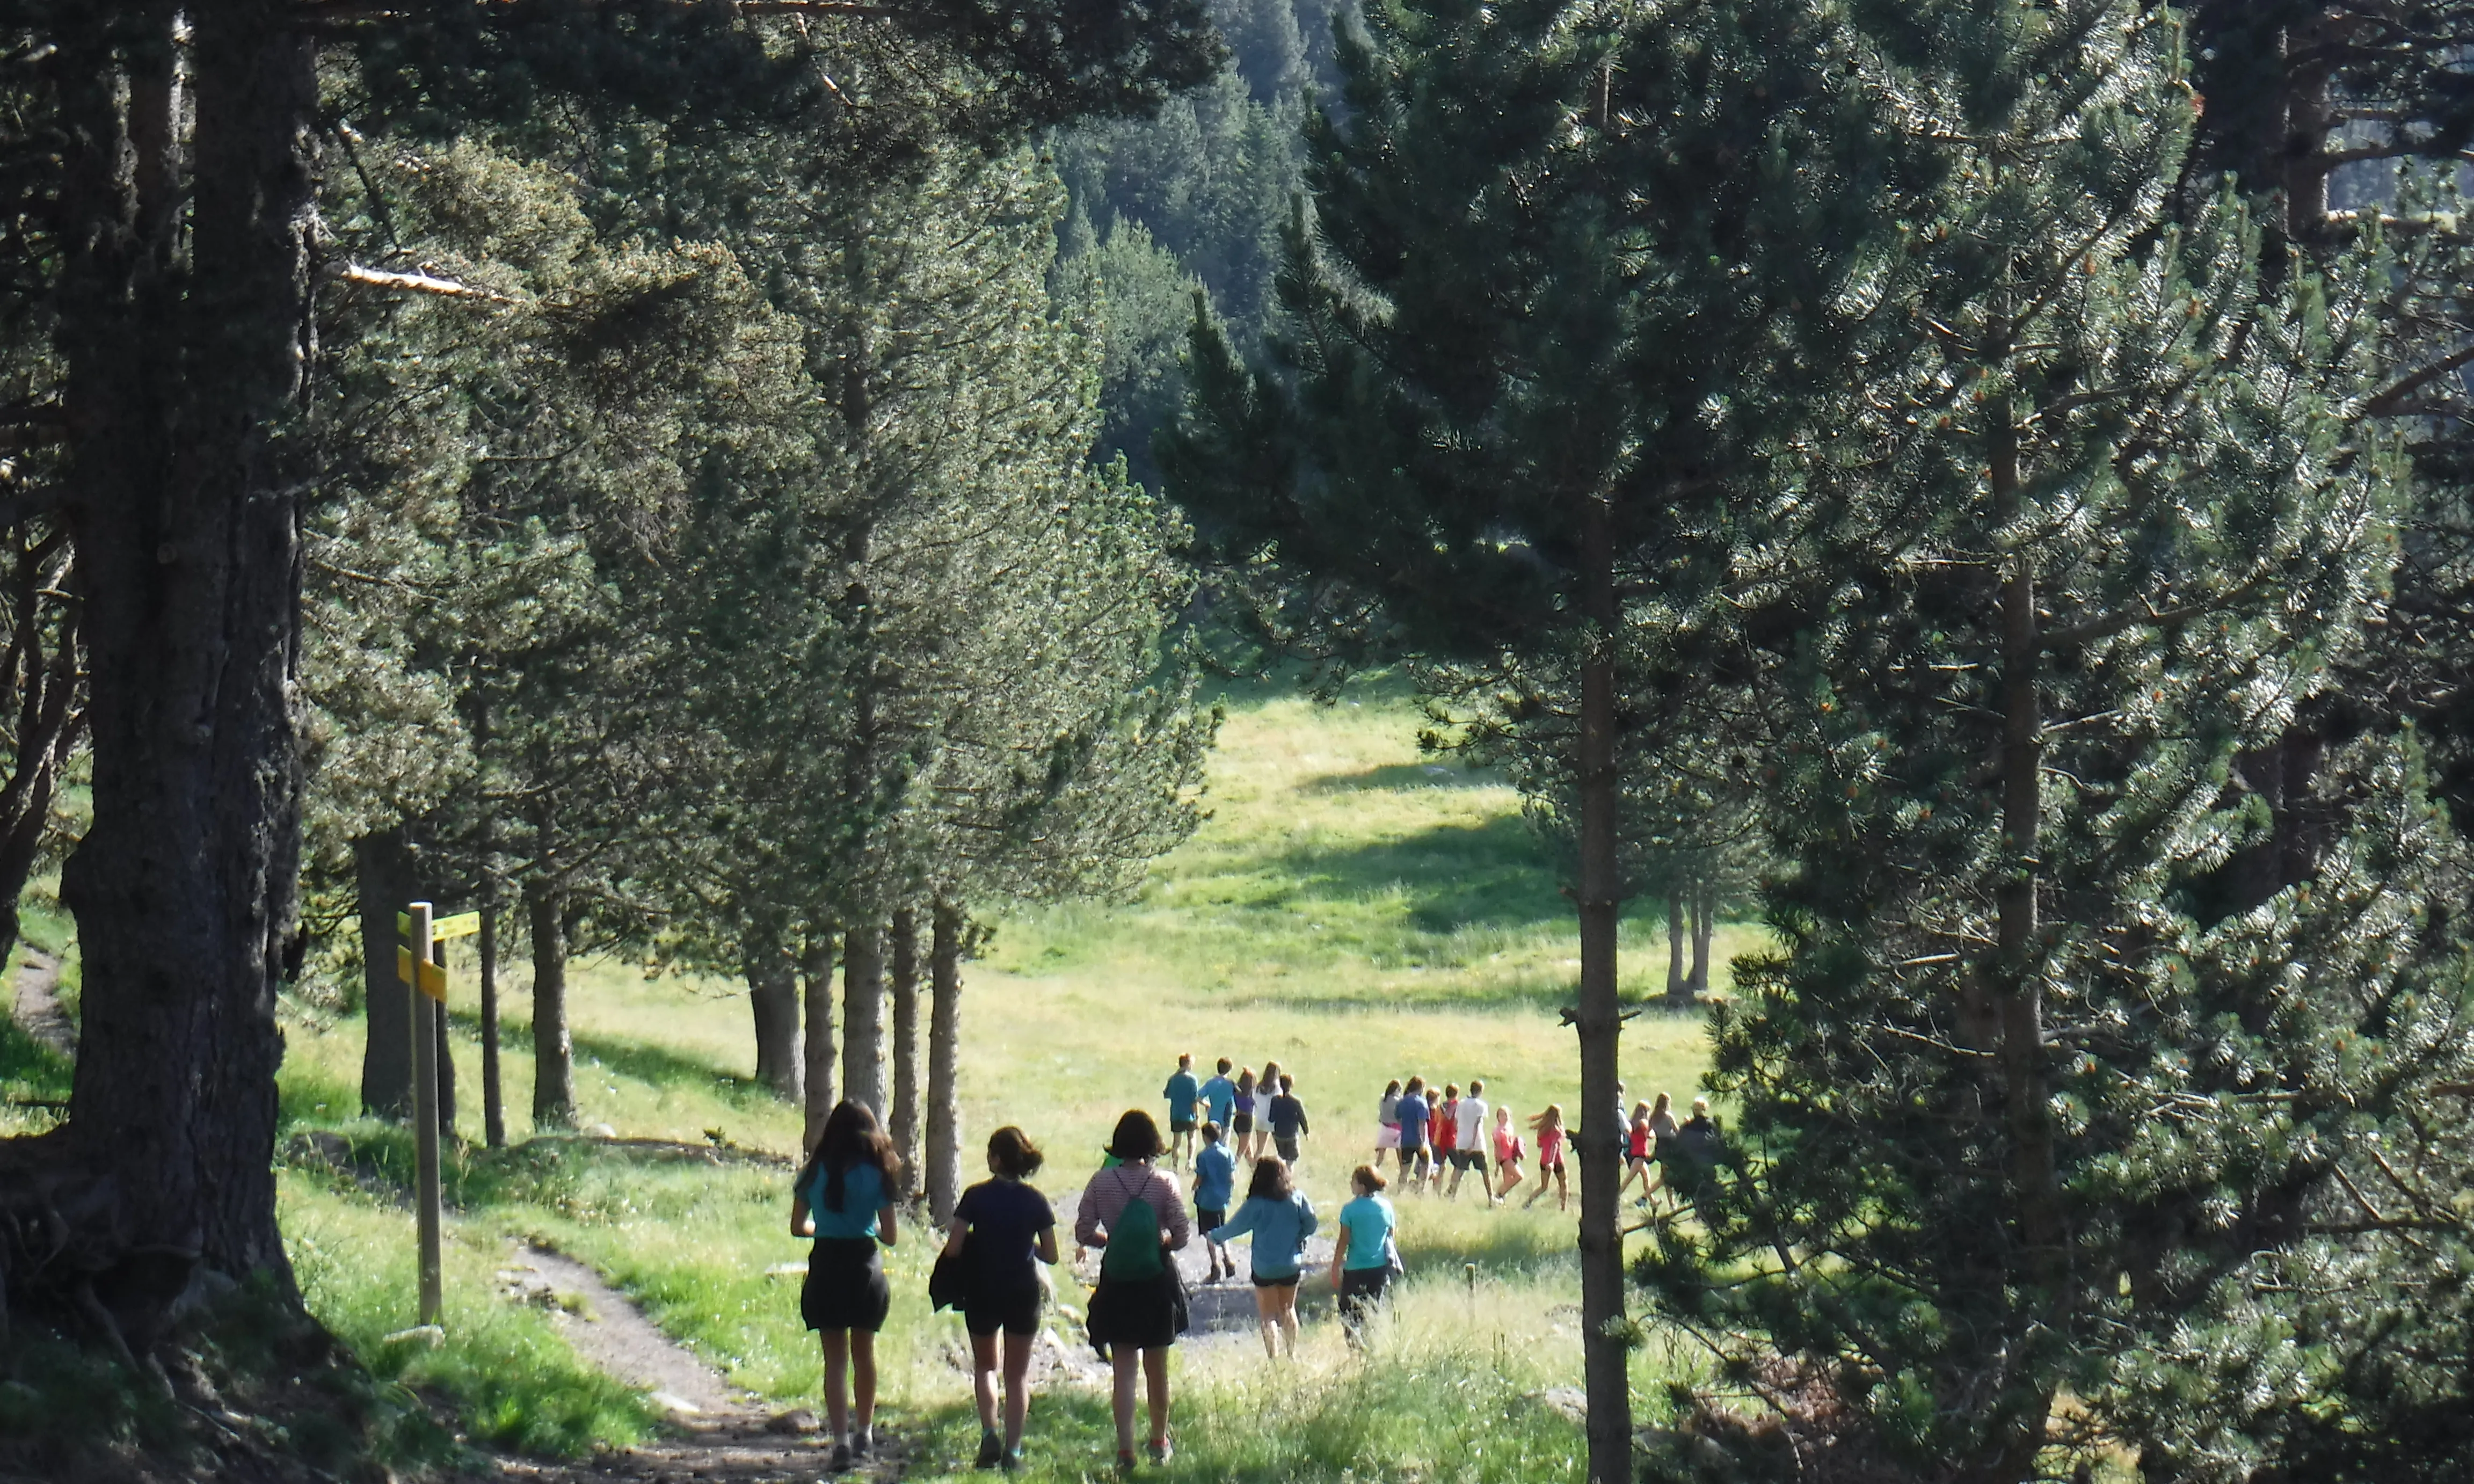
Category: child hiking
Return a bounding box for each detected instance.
[792,1101,902,1474]
[1075,1111,1190,1474]
[1489,1105,1526,1202]
[1191,1122,1238,1282]
[945,1126,1058,1472]
[1329,1165,1399,1345]
[1211,1154,1319,1359]
[1162,1053,1202,1167]
[1523,1104,1570,1211]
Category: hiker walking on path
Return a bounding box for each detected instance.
[1489,1106,1526,1202]
[1252,1061,1284,1161]
[1076,1111,1191,1474]
[1329,1165,1398,1345]
[1268,1074,1310,1165]
[946,1126,1058,1472]
[1431,1085,1459,1194]
[1445,1079,1493,1204]
[1211,1154,1318,1359]
[1162,1054,1202,1167]
[1373,1078,1402,1170]
[1200,1059,1239,1145]
[1232,1067,1260,1161]
[1395,1075,1431,1189]
[792,1101,901,1474]
[1630,1093,1680,1206]
[1523,1104,1570,1211]
[1192,1122,1238,1283]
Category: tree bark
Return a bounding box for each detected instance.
[528,876,574,1129]
[356,828,414,1118]
[842,919,887,1117]
[887,905,921,1193]
[926,899,965,1224]
[50,9,318,1314]
[1574,490,1632,1484]
[1664,889,1686,1005]
[479,895,505,1148]
[1687,881,1713,994]
[801,927,839,1151]
[746,917,803,1102]
[1987,391,2065,1481]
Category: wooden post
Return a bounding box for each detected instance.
[409,900,443,1326]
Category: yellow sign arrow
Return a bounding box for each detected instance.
[430,912,482,942]
[396,948,449,1001]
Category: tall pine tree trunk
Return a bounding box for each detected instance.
[926,899,965,1224]
[746,918,803,1102]
[842,920,887,1116]
[1987,394,2064,1481]
[1687,881,1713,994]
[528,876,574,1129]
[801,927,838,1151]
[1573,491,1632,1483]
[1664,889,1687,1005]
[887,905,921,1194]
[479,895,505,1148]
[47,11,317,1315]
[356,828,413,1118]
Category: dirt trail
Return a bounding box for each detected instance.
[8,948,74,1060]
[487,1243,871,1484]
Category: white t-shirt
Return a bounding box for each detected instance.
[1456,1096,1489,1148]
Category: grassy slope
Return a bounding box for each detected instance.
[263,678,1744,1475]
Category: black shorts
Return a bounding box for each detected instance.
[1196,1205,1226,1236]
[964,1282,1044,1338]
[1170,1118,1198,1133]
[802,1237,891,1333]
[1232,1112,1254,1134]
[1252,1272,1300,1289]
[1452,1150,1487,1173]
[1337,1266,1391,1326]
[1274,1135,1301,1163]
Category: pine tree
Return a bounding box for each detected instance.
[1633,6,2427,1480]
[1165,3,1887,1475]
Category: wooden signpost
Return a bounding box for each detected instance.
[399,903,482,1326]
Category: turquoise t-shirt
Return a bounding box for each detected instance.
[1337,1194,1396,1271]
[806,1160,888,1240]
[1213,1191,1318,1279]
[1164,1068,1202,1121]
[1200,1074,1238,1127]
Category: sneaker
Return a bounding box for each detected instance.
[1147,1439,1174,1466]
[851,1426,874,1459]
[975,1431,1004,1470]
[828,1442,854,1473]
[1116,1449,1139,1476]
[1001,1449,1025,1473]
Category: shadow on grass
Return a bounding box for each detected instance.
[1269,816,1565,933]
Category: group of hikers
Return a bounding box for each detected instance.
[789,1096,1397,1476]
[1158,1053,1720,1212]
[787,1060,1724,1475]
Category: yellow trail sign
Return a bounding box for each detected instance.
[430,912,482,942]
[396,947,448,1001]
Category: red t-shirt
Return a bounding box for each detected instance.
[1434,1107,1457,1154]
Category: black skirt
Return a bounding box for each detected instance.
[1085,1268,1188,1356]
[802,1236,892,1333]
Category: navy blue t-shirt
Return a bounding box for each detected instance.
[1397,1095,1431,1147]
[955,1179,1055,1292]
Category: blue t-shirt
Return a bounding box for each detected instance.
[1191,1141,1236,1211]
[805,1160,888,1240]
[1200,1074,1238,1127]
[1163,1068,1202,1121]
[1213,1191,1318,1279]
[1337,1194,1396,1271]
[1397,1096,1431,1147]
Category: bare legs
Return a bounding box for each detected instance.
[1250,1281,1301,1359]
[819,1329,877,1442]
[1493,1160,1525,1202]
[1109,1346,1171,1457]
[971,1330,1036,1452]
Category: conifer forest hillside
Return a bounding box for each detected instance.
[6,3,2474,1483]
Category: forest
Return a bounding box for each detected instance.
[5,2,2474,1483]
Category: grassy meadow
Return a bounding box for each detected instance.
[32,676,1752,1477]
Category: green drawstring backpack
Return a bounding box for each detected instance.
[1099,1176,1165,1283]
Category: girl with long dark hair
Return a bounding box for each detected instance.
[793,1101,901,1472]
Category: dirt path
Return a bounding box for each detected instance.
[8,948,74,1060]
[486,1244,869,1484]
